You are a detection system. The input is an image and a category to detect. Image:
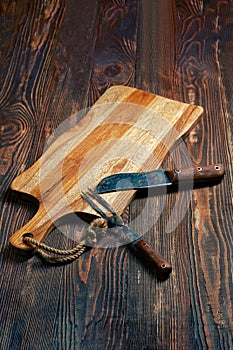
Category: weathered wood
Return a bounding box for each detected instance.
[0,0,232,349]
[132,0,233,349]
[0,1,102,349]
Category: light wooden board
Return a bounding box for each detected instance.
[9,86,203,253]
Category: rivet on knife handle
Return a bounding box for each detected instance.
[166,164,225,183]
[95,163,225,193]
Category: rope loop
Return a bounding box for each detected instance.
[23,235,86,264]
[22,218,109,264]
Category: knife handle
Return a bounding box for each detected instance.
[129,238,172,279]
[166,164,225,183]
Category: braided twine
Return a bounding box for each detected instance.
[23,218,108,264]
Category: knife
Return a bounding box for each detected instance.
[95,164,225,193]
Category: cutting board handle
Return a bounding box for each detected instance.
[9,206,55,255]
[8,86,204,257]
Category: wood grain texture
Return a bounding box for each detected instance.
[133,0,233,349]
[9,86,203,252]
[0,1,232,349]
[88,0,138,104]
[0,1,101,349]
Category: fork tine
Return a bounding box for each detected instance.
[81,191,171,278]
[81,191,110,221]
[87,188,117,215]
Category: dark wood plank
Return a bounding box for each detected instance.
[54,1,138,349]
[133,0,233,349]
[88,0,137,104]
[0,1,100,349]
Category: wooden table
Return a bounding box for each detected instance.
[0,1,232,349]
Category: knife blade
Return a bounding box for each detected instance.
[95,164,225,194]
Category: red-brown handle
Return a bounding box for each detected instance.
[129,238,172,278]
[166,164,225,183]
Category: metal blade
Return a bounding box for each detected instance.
[95,169,172,194]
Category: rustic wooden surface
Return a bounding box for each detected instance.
[0,1,232,349]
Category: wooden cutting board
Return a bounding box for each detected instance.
[9,86,203,254]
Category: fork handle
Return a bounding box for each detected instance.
[129,238,172,279]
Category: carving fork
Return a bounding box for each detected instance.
[81,189,172,279]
